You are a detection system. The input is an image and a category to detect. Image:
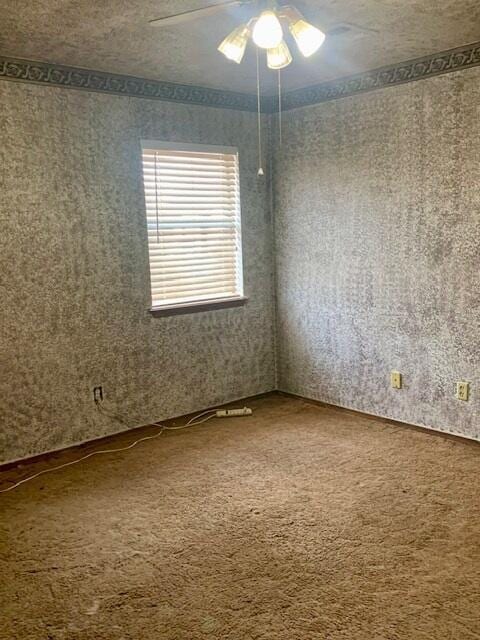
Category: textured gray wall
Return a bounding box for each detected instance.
[1,65,479,463]
[0,83,275,463]
[274,67,479,440]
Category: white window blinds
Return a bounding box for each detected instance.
[141,141,244,309]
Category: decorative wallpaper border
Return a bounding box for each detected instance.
[1,41,480,112]
[0,55,262,112]
[281,41,480,111]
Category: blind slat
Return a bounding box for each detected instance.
[145,196,237,203]
[147,227,236,235]
[150,265,236,277]
[143,148,236,159]
[144,182,237,190]
[143,153,236,164]
[146,218,237,224]
[142,163,236,174]
[147,236,236,244]
[152,281,237,296]
[149,256,236,267]
[156,291,237,305]
[153,272,237,286]
[148,247,238,256]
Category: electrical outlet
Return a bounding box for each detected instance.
[390,371,402,389]
[456,381,469,401]
[93,386,104,403]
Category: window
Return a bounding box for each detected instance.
[141,141,244,313]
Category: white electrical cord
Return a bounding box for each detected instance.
[185,409,217,426]
[0,407,228,494]
[0,430,167,494]
[156,414,217,431]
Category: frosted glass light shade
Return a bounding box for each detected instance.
[218,24,250,63]
[267,40,292,69]
[290,19,325,57]
[252,10,283,49]
[281,6,325,57]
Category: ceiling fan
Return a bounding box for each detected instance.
[149,1,326,70]
[150,1,326,175]
[149,1,255,28]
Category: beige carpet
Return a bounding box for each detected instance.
[1,394,479,639]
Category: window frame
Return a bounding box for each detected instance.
[141,140,247,316]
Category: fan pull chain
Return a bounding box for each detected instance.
[155,151,160,243]
[256,48,264,176]
[278,69,282,147]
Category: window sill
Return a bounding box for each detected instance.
[149,296,248,317]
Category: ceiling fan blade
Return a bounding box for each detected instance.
[149,1,248,27]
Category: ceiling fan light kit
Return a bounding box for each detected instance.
[217,3,325,70]
[151,1,326,176]
[149,0,326,65]
[216,3,325,173]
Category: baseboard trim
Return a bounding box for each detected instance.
[2,388,477,475]
[277,390,480,446]
[0,391,274,472]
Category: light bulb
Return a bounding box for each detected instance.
[218,24,250,64]
[266,40,292,69]
[290,19,325,57]
[252,10,283,49]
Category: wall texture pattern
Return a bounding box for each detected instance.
[274,67,479,440]
[0,83,275,463]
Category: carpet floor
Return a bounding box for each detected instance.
[1,394,479,639]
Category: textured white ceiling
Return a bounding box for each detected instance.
[1,0,479,94]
